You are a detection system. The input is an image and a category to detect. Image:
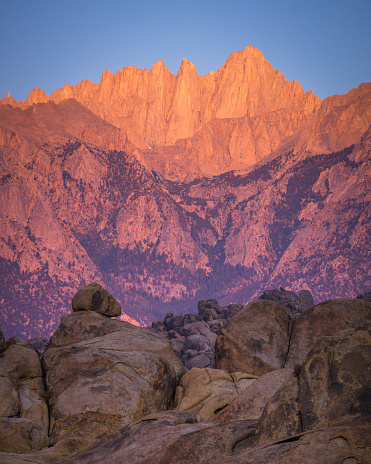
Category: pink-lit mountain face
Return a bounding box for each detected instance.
[0,46,370,339]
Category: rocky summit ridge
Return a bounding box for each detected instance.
[0,284,370,463]
[0,46,370,340]
[3,46,370,180]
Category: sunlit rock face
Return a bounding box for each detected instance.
[0,47,370,340]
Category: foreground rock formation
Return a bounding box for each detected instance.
[1,285,370,463]
[151,289,313,370]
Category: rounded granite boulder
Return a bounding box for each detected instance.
[71,283,121,317]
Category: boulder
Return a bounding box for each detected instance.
[197,299,222,321]
[0,343,49,453]
[215,300,292,376]
[255,326,371,446]
[175,367,256,421]
[7,336,39,352]
[299,327,371,430]
[170,320,218,369]
[258,287,314,317]
[41,311,184,454]
[71,282,121,317]
[215,368,293,423]
[151,300,243,370]
[47,310,124,348]
[285,298,371,368]
[57,413,257,464]
[254,371,302,445]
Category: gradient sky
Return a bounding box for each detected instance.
[1,0,370,102]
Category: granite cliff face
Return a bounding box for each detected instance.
[3,46,370,180]
[0,47,370,339]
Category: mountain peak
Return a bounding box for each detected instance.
[178,57,197,74]
[26,87,51,105]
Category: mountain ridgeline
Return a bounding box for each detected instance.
[0,46,370,339]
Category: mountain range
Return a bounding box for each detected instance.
[0,46,370,339]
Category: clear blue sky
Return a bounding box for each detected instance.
[1,0,370,101]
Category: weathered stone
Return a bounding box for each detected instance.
[169,338,185,354]
[0,344,42,379]
[175,367,253,422]
[254,372,302,445]
[42,311,184,453]
[216,368,293,423]
[222,425,371,464]
[254,326,371,447]
[230,372,258,394]
[215,300,292,375]
[71,282,121,317]
[7,336,39,352]
[0,345,48,453]
[299,328,371,430]
[0,376,19,417]
[0,418,34,453]
[57,415,257,464]
[184,334,211,352]
[197,299,221,321]
[150,299,244,371]
[47,310,124,348]
[258,287,314,317]
[188,353,213,369]
[165,313,197,331]
[207,319,227,333]
[285,298,371,368]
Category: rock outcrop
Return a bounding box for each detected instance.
[175,367,257,421]
[255,325,371,446]
[285,297,371,368]
[215,300,292,375]
[41,309,183,454]
[0,340,49,453]
[258,287,314,317]
[151,299,243,369]
[215,368,294,423]
[0,292,370,463]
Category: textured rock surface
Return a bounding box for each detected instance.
[258,287,314,317]
[57,413,257,464]
[175,367,256,421]
[41,311,184,454]
[0,296,371,463]
[254,372,302,444]
[71,282,121,316]
[0,343,49,453]
[222,426,371,464]
[215,300,292,375]
[299,328,371,430]
[151,300,243,369]
[215,368,293,423]
[285,298,371,368]
[255,325,371,446]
